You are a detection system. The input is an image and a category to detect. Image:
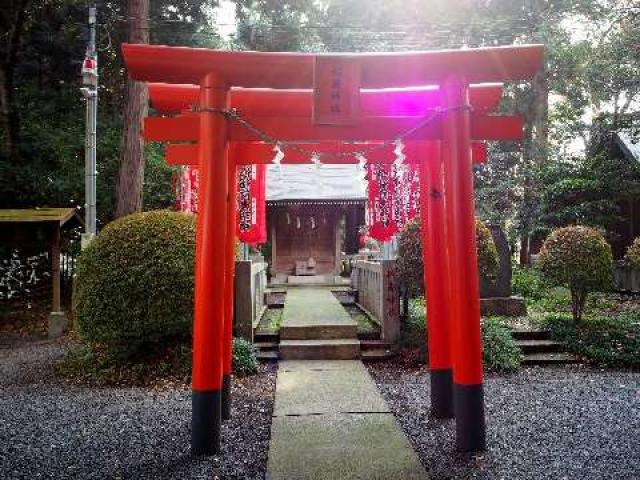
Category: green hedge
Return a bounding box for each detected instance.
[397,218,499,298]
[481,318,522,373]
[232,337,258,376]
[73,211,196,359]
[402,299,522,372]
[545,314,640,368]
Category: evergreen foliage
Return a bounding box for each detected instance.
[538,226,613,322]
[481,318,523,373]
[73,210,196,358]
[232,337,258,376]
[546,313,640,368]
[397,218,500,297]
[624,236,640,270]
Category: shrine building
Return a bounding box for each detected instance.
[265,164,366,284]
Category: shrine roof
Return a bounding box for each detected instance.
[123,43,544,88]
[266,164,366,202]
[617,131,640,162]
[0,208,80,226]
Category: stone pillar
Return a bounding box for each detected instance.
[234,260,254,342]
[380,260,400,343]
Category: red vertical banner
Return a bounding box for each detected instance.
[176,166,199,213]
[367,162,400,242]
[404,164,421,223]
[313,56,360,125]
[236,164,266,245]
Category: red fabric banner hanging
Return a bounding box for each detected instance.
[367,160,421,242]
[403,164,421,224]
[175,164,266,246]
[175,166,199,213]
[236,164,267,245]
[367,162,401,242]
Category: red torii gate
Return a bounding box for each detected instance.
[122,43,543,456]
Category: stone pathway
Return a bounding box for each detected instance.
[279,287,360,360]
[281,287,356,330]
[267,360,427,479]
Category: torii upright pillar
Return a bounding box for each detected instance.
[191,72,230,455]
[222,163,237,421]
[443,75,486,451]
[419,141,454,419]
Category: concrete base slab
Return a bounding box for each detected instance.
[48,311,67,339]
[274,361,389,416]
[268,413,426,480]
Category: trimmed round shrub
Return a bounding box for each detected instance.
[538,226,612,322]
[232,337,258,376]
[624,237,640,270]
[73,211,196,358]
[397,218,500,297]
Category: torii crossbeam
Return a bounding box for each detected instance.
[122,42,544,456]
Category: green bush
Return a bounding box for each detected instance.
[397,218,499,298]
[512,265,547,302]
[396,220,424,297]
[73,211,196,359]
[624,237,640,269]
[538,226,613,322]
[401,299,521,373]
[232,337,258,376]
[545,313,640,368]
[481,318,523,373]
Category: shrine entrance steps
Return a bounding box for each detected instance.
[267,360,426,480]
[279,287,360,360]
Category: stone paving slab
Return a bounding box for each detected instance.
[274,361,389,416]
[267,360,427,479]
[282,287,356,328]
[267,413,427,480]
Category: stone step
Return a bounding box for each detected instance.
[255,331,280,343]
[515,339,564,354]
[257,350,280,362]
[522,352,579,366]
[279,339,361,360]
[255,341,279,352]
[361,349,397,362]
[511,329,551,341]
[280,324,358,340]
[359,339,395,351]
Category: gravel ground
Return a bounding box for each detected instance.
[369,362,640,480]
[0,339,276,480]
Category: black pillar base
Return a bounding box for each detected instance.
[454,383,486,452]
[222,374,232,421]
[430,368,454,419]
[192,390,222,456]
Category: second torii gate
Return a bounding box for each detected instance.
[122,43,543,456]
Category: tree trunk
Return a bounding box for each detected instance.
[0,0,31,161]
[519,234,530,266]
[115,0,149,218]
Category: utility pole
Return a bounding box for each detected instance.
[80,4,98,248]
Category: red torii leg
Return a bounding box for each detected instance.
[419,141,454,419]
[222,162,237,421]
[442,76,486,451]
[191,72,230,455]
